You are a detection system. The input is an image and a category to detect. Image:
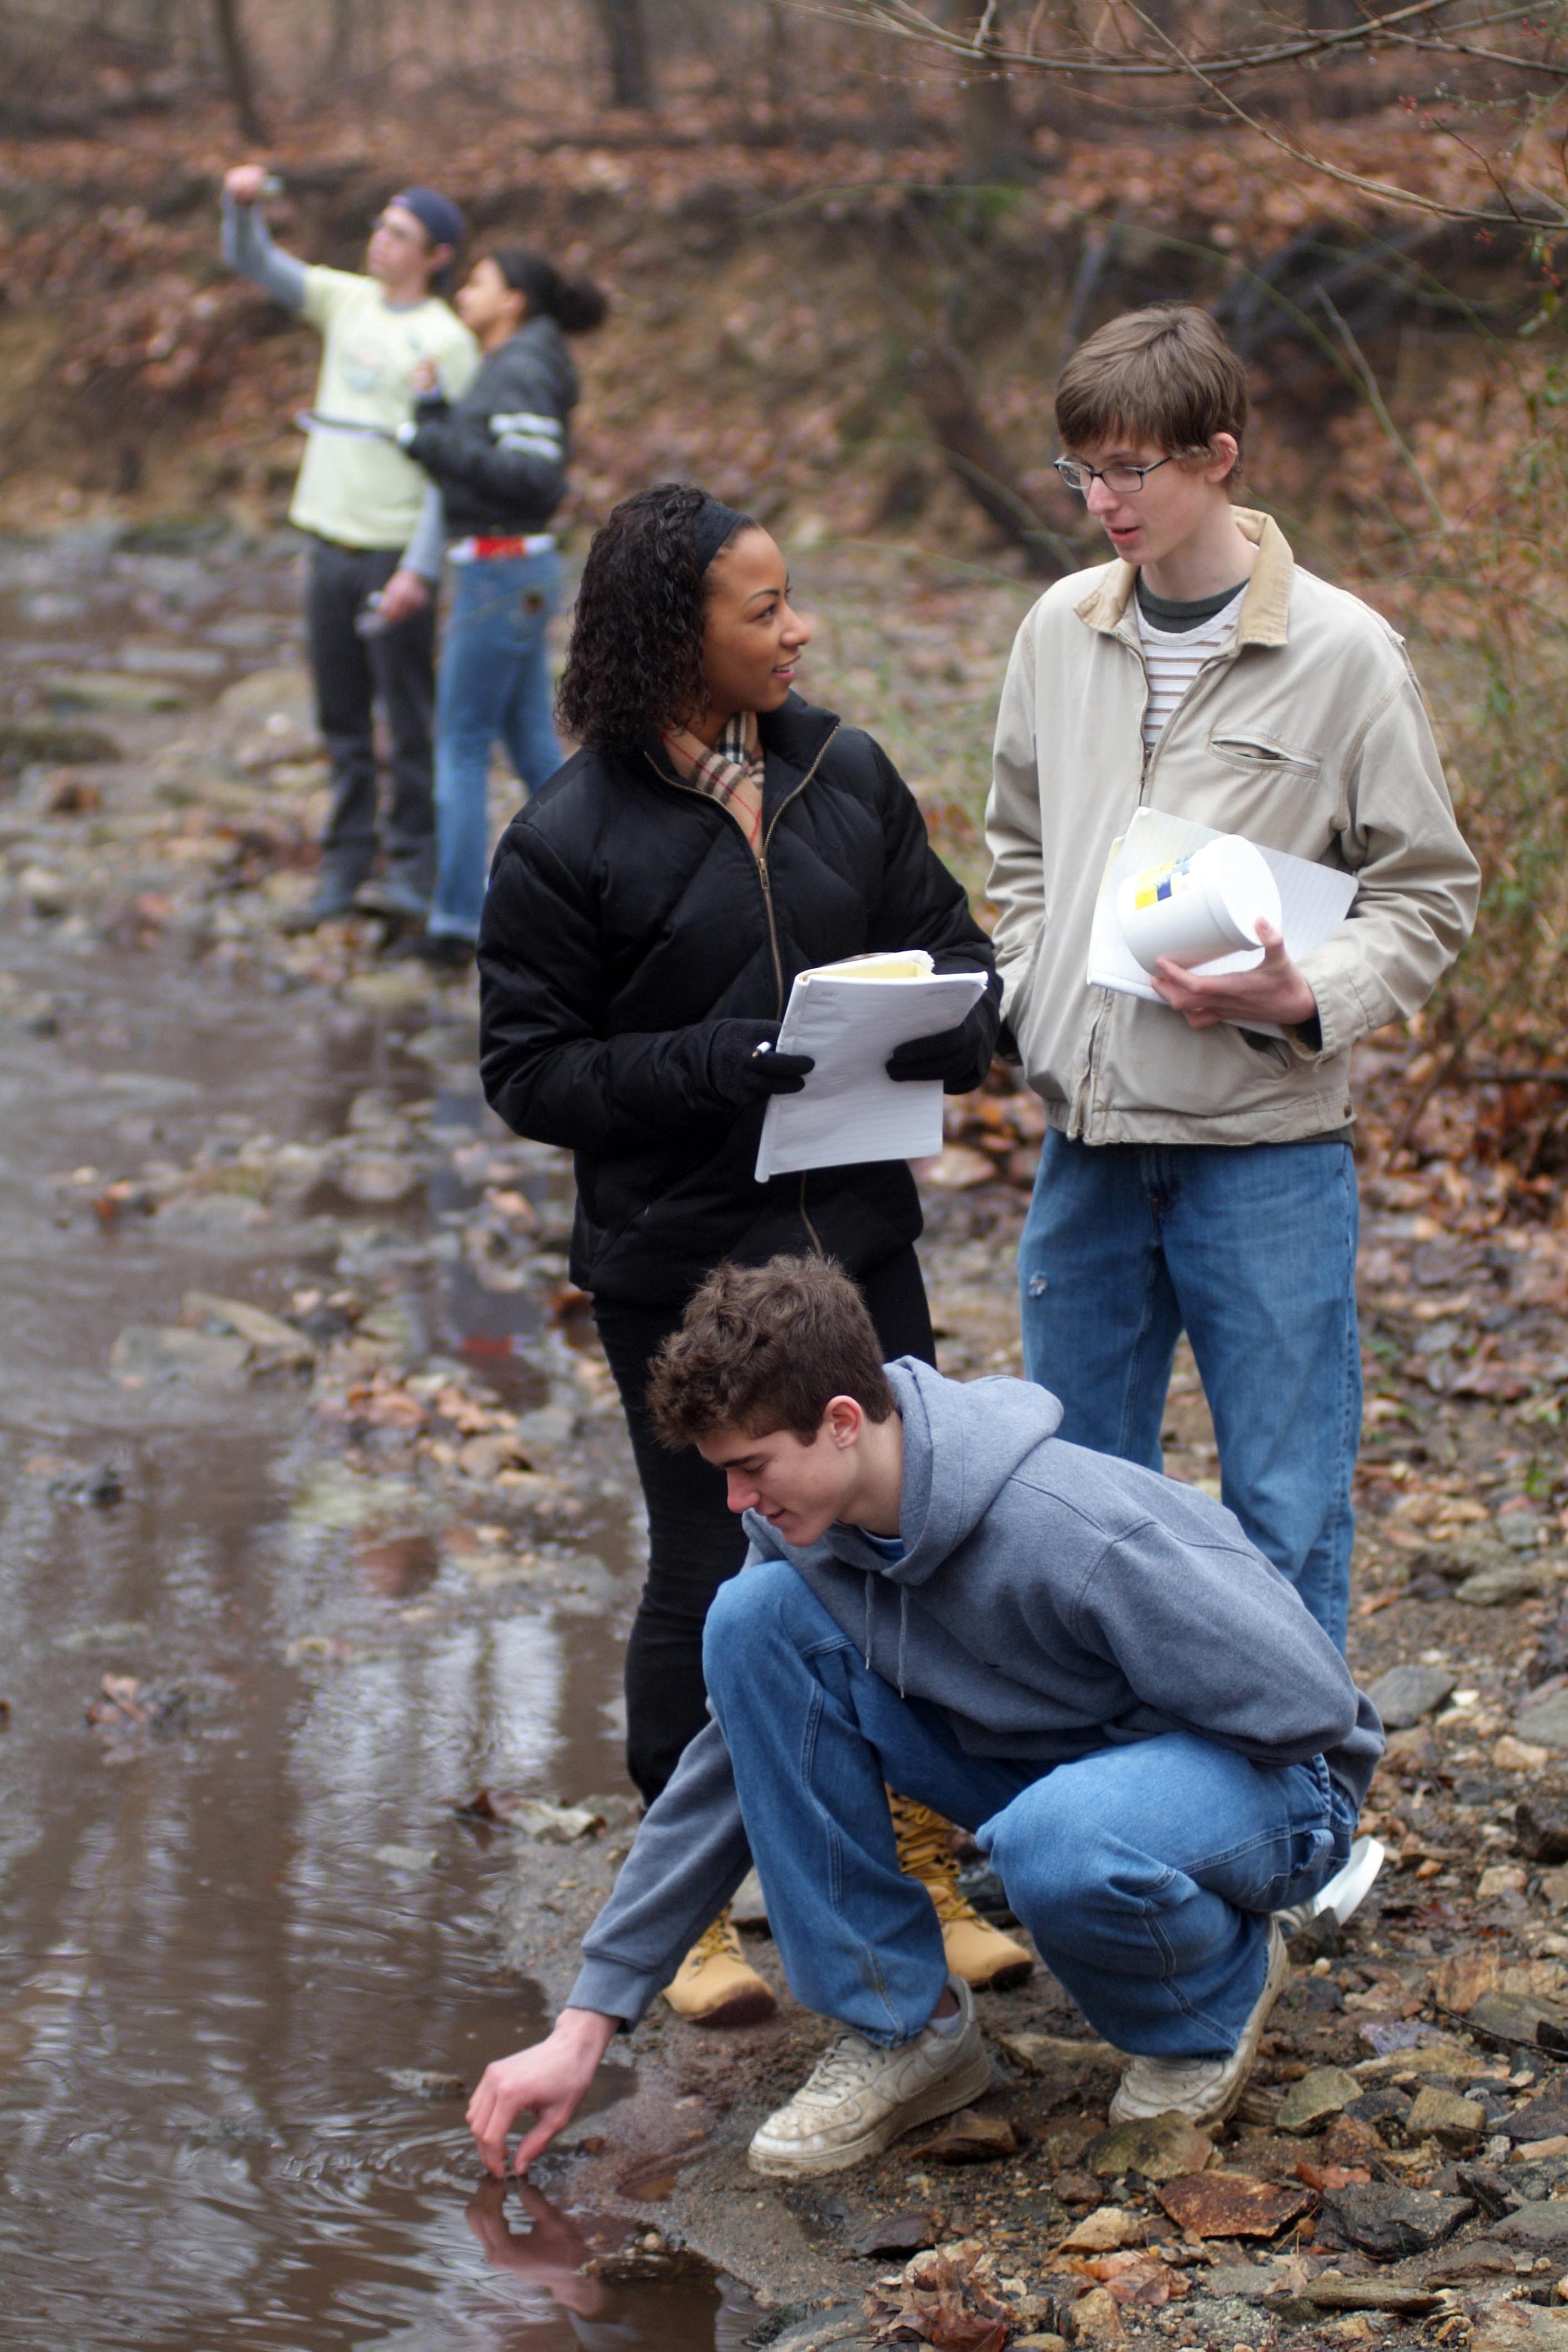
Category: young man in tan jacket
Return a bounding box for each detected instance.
[985,305,1478,1651]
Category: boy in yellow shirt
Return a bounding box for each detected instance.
[222,169,478,926]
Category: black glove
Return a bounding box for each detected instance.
[707,1018,815,1108]
[886,1000,995,1092]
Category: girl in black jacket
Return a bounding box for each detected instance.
[399,247,607,965]
[479,484,1030,2019]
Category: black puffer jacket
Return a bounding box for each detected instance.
[478,696,999,1308]
[402,315,577,535]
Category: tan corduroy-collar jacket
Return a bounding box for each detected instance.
[984,508,1480,1145]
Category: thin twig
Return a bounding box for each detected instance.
[1316,289,1451,535]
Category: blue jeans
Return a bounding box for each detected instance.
[1018,1132,1361,1651]
[703,1561,1354,2052]
[430,548,563,939]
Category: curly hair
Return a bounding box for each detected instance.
[647,1254,896,1447]
[556,483,755,748]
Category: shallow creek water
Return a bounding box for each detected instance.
[0,530,758,2350]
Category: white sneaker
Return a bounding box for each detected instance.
[1109,1916,1291,2128]
[747,1975,992,2178]
[1276,1835,1387,1939]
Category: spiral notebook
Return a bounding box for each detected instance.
[754,952,989,1182]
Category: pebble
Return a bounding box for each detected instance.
[1322,2180,1475,2256]
[1082,2110,1211,2182]
[1457,1563,1550,1606]
[1276,2065,1363,2132]
[1515,1693,1568,1750]
[1364,1663,1457,1728]
[907,2108,1018,2164]
[1405,2084,1486,2151]
[1155,2170,1315,2239]
[1519,1802,1568,1866]
[1063,2285,1122,2341]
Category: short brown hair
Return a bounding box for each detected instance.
[647,1255,897,1448]
[1055,305,1248,461]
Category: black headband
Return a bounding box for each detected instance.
[688,494,752,575]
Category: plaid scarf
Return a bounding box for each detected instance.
[660,710,765,857]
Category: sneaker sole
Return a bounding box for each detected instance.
[746,2041,993,2178]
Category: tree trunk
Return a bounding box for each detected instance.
[936,2,1031,182]
[909,343,1071,577]
[324,0,355,85]
[594,0,653,110]
[211,0,267,141]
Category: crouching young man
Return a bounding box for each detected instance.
[468,1256,1382,2182]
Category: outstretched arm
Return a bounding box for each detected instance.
[220,166,307,312]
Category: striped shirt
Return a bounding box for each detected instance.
[1135,585,1247,757]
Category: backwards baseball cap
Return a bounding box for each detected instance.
[390,187,465,252]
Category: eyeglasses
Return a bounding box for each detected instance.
[1054,455,1175,496]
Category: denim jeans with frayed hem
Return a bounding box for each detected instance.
[429,548,563,940]
[702,1560,1354,2053]
[1017,1131,1361,1651]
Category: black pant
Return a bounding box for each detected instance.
[594,1246,936,1807]
[304,537,437,892]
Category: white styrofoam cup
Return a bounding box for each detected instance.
[1117,835,1283,975]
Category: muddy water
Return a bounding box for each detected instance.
[0,532,757,2350]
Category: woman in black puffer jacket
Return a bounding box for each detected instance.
[479,484,1028,2019]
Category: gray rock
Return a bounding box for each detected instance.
[1473,2301,1568,2352]
[372,1844,439,1874]
[1517,1800,1568,1864]
[1276,2065,1362,2133]
[109,1324,250,1385]
[1516,1691,1568,1751]
[1503,2092,1568,2142]
[1456,1563,1549,1606]
[1201,2265,1276,2300]
[1365,1663,1457,1729]
[1468,1990,1568,2053]
[1084,2110,1212,2181]
[47,669,191,712]
[1405,2085,1486,2151]
[509,1800,606,1844]
[1494,2199,1568,2248]
[760,2308,872,2352]
[1323,2181,1473,2256]
[381,2068,467,2101]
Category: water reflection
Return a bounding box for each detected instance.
[0,529,743,2351]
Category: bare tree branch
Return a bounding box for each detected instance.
[795,0,1568,228]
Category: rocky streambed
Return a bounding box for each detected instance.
[3,523,1568,2351]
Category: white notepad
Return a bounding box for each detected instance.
[754,952,989,1182]
[1086,807,1358,1039]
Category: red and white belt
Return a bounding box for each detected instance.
[448,533,555,564]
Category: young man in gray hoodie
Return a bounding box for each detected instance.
[468,1256,1382,2182]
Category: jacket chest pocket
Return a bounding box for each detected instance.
[1209,730,1322,782]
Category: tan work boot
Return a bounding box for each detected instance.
[662,1907,778,2028]
[889,1792,1034,1991]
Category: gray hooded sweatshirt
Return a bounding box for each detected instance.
[569,1361,1382,2024]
